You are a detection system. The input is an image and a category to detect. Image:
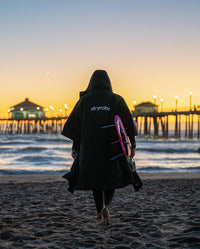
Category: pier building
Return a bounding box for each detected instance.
[134,102,158,114]
[9,98,45,119]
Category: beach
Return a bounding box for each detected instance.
[0,173,200,249]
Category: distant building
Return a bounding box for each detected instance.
[134,102,158,114]
[10,98,45,119]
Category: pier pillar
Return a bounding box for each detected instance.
[175,115,178,137]
[160,117,165,137]
[51,120,54,134]
[166,115,169,138]
[185,115,188,137]
[188,115,191,138]
[144,116,148,135]
[178,115,181,138]
[39,120,42,133]
[55,120,58,134]
[27,121,30,134]
[33,120,36,133]
[153,116,158,137]
[190,114,194,139]
[135,117,138,126]
[24,121,27,134]
[148,117,151,135]
[139,117,143,136]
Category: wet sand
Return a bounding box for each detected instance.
[0,173,200,249]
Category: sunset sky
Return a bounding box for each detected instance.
[0,0,200,117]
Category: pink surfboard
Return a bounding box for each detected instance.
[114,115,143,191]
[114,115,131,158]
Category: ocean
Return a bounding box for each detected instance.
[0,134,199,175]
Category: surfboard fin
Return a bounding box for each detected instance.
[110,152,124,161]
[110,140,120,144]
[100,124,115,129]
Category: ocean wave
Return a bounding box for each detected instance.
[0,141,31,146]
[16,146,48,153]
[34,136,71,143]
[1,166,199,175]
[137,157,200,162]
[16,155,66,163]
[0,147,12,153]
[137,147,198,154]
[0,134,71,145]
[138,166,175,172]
[138,138,200,144]
[0,169,70,176]
[1,145,71,153]
[138,166,200,173]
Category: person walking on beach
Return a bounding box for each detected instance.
[62,70,137,224]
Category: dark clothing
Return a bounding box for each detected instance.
[93,189,115,213]
[62,157,79,194]
[61,71,138,191]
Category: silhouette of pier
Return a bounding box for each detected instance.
[0,117,67,135]
[133,110,200,139]
[0,110,200,139]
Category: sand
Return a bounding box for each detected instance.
[0,173,200,249]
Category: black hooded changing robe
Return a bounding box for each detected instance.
[62,71,137,190]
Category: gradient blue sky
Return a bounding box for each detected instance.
[1,0,200,116]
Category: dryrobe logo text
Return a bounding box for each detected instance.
[90,106,111,111]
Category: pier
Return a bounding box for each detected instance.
[0,117,67,135]
[133,110,200,139]
[0,110,200,139]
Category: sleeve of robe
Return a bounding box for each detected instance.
[61,100,82,146]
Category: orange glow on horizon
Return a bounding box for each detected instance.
[1,67,200,119]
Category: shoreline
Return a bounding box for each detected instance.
[0,172,200,183]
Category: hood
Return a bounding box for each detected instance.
[80,70,113,97]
